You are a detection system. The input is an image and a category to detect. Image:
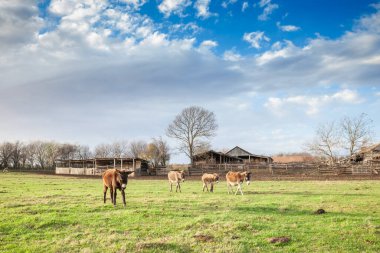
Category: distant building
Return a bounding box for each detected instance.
[193,146,272,165]
[357,142,380,163]
[55,157,149,176]
[226,146,273,164]
[193,150,242,165]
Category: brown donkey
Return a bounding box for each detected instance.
[102,169,133,207]
[201,173,219,192]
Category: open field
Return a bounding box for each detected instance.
[1,173,380,252]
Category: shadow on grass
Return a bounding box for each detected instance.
[136,242,192,253]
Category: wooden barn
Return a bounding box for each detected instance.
[226,146,273,164]
[357,142,380,164]
[192,146,272,165]
[55,158,150,176]
[192,150,242,165]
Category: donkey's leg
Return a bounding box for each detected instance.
[210,183,214,192]
[170,183,173,192]
[103,185,108,204]
[109,188,114,204]
[121,190,126,208]
[178,183,181,193]
[113,188,117,206]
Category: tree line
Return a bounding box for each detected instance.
[0,138,170,170]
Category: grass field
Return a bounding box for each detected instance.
[1,173,380,252]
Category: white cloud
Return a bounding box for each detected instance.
[258,0,278,21]
[0,0,43,50]
[200,40,218,47]
[243,31,270,48]
[223,50,243,61]
[242,2,248,12]
[221,0,237,9]
[276,22,300,32]
[265,89,363,115]
[195,0,215,19]
[158,0,191,17]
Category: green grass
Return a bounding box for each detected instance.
[0,173,380,253]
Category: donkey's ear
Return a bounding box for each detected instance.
[126,171,134,175]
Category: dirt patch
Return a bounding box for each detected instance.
[314,209,326,215]
[193,234,214,242]
[267,236,291,244]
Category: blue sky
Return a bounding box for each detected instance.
[1,0,380,163]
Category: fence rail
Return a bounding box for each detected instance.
[188,163,380,176]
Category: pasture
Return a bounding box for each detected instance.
[1,173,380,252]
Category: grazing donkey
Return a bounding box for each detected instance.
[168,170,185,192]
[201,173,219,192]
[226,171,251,195]
[102,169,133,207]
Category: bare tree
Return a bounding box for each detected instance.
[11,141,24,169]
[110,140,129,158]
[0,142,14,169]
[94,143,112,158]
[306,121,341,165]
[153,137,170,166]
[166,106,218,165]
[129,140,147,159]
[76,145,92,159]
[340,113,374,156]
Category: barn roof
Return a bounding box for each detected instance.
[226,146,271,159]
[55,157,148,163]
[360,142,380,153]
[193,150,242,160]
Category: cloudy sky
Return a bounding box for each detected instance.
[1,0,380,163]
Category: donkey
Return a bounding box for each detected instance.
[226,171,251,195]
[102,169,133,207]
[201,173,219,192]
[168,170,185,192]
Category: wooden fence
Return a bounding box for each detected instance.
[188,163,380,176]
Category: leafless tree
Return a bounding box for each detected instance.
[110,140,129,158]
[58,143,79,160]
[340,113,374,156]
[94,143,112,158]
[306,121,341,165]
[153,137,170,166]
[0,142,14,169]
[31,141,60,169]
[166,106,217,165]
[145,137,171,166]
[10,141,24,169]
[76,145,92,159]
[129,140,147,159]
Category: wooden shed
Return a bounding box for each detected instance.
[226,146,273,164]
[55,158,149,176]
[358,142,380,163]
[192,150,242,165]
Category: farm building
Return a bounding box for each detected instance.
[193,146,272,165]
[193,150,242,165]
[55,158,149,176]
[357,142,380,163]
[226,146,273,164]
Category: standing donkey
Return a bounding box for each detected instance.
[102,169,134,207]
[168,170,185,192]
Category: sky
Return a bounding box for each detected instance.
[0,0,380,163]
